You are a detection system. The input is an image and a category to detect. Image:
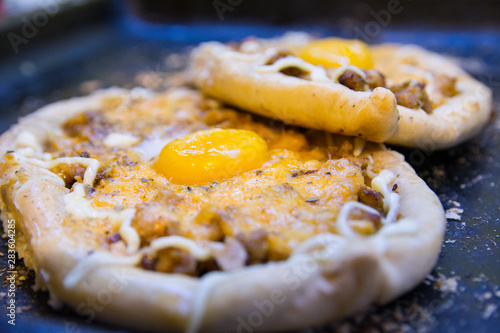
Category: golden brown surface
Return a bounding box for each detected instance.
[190,34,492,149]
[41,88,384,266]
[0,87,446,332]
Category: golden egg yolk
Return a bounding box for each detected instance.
[299,38,374,69]
[154,129,270,186]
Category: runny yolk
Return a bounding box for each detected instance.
[154,128,270,186]
[299,37,374,69]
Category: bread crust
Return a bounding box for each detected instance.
[0,89,446,332]
[189,38,492,149]
[371,44,492,149]
[189,42,399,143]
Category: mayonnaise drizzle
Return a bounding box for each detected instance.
[255,56,331,83]
[63,252,142,289]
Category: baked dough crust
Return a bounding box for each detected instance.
[371,44,492,149]
[189,37,492,149]
[0,89,446,332]
[189,42,399,143]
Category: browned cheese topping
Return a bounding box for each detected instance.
[41,89,388,276]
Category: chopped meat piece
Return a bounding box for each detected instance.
[348,206,383,234]
[265,50,309,78]
[107,232,122,243]
[132,201,182,244]
[94,167,110,187]
[434,74,458,97]
[327,140,354,159]
[358,186,384,213]
[51,163,86,188]
[155,248,197,275]
[280,66,308,78]
[390,80,433,113]
[194,204,224,242]
[364,70,386,89]
[349,206,382,225]
[62,112,88,137]
[132,190,221,245]
[337,69,386,91]
[211,237,248,271]
[84,185,96,198]
[338,70,368,91]
[118,155,137,167]
[63,112,116,143]
[197,258,219,276]
[140,254,156,271]
[236,230,269,263]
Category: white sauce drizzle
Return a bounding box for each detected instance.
[150,236,212,261]
[13,147,142,254]
[12,127,400,332]
[365,155,378,180]
[118,209,141,253]
[62,233,215,290]
[103,133,140,148]
[292,233,346,261]
[336,201,383,238]
[290,169,400,259]
[63,252,142,289]
[186,272,229,333]
[371,170,400,224]
[13,154,99,187]
[63,183,136,227]
[330,65,367,84]
[353,137,366,157]
[15,130,43,153]
[255,56,331,83]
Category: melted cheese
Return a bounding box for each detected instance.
[15,146,144,254]
[353,137,366,157]
[12,150,145,239]
[292,233,346,260]
[336,201,382,238]
[118,209,141,253]
[63,252,142,289]
[149,236,211,261]
[365,155,377,180]
[186,271,229,333]
[14,154,99,186]
[256,56,331,83]
[134,138,173,160]
[291,169,400,258]
[103,133,140,148]
[330,65,367,84]
[64,183,136,229]
[371,170,400,224]
[15,130,43,153]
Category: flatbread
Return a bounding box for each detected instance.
[0,88,446,332]
[189,41,399,143]
[371,44,492,149]
[189,33,492,149]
